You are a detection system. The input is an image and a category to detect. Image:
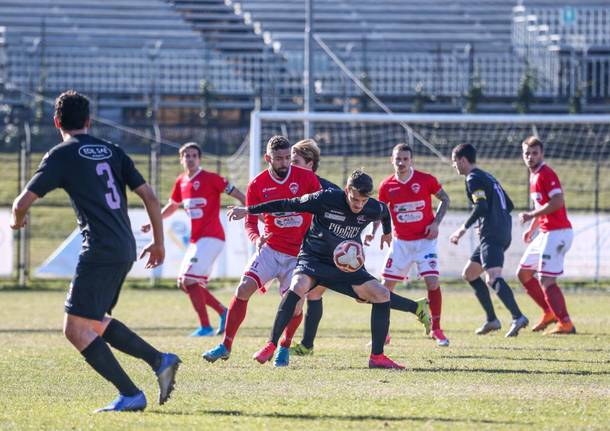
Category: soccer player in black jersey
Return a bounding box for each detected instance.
[228,170,430,369]
[10,91,180,412]
[449,144,529,337]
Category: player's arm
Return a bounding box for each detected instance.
[364,220,381,246]
[450,178,487,244]
[229,192,323,221]
[141,200,179,233]
[10,190,39,229]
[522,216,540,243]
[519,192,564,223]
[134,183,165,268]
[426,188,450,239]
[227,184,246,205]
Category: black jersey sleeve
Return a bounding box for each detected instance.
[26,150,64,197]
[380,201,392,235]
[248,190,324,215]
[119,147,146,191]
[465,174,488,204]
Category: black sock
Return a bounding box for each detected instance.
[389,291,418,314]
[301,298,323,349]
[492,278,523,320]
[371,301,390,355]
[270,290,301,346]
[469,278,497,322]
[102,319,162,371]
[81,336,140,397]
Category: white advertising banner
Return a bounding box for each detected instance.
[36,210,609,280]
[0,210,13,276]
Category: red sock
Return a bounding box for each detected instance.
[427,287,442,331]
[222,296,248,351]
[200,282,226,315]
[280,312,303,348]
[186,284,210,327]
[543,283,570,323]
[522,277,551,313]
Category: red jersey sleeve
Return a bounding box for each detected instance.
[428,174,442,195]
[378,181,389,204]
[170,175,182,203]
[540,168,563,198]
[213,173,229,193]
[245,180,261,243]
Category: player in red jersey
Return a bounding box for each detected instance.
[142,142,245,337]
[366,143,451,346]
[202,136,321,362]
[517,136,575,335]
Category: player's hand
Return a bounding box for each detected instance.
[227,206,248,221]
[9,214,27,230]
[380,233,392,250]
[449,227,466,245]
[424,221,439,239]
[522,229,535,243]
[363,233,374,246]
[140,223,151,233]
[519,211,534,224]
[256,232,273,251]
[139,241,165,268]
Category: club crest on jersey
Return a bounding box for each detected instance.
[356,215,367,224]
[78,145,112,160]
[411,183,421,193]
[193,181,201,191]
[289,182,299,195]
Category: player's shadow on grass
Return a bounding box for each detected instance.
[411,367,610,376]
[158,410,532,426]
[440,354,609,365]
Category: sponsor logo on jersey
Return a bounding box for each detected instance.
[394,200,425,212]
[289,182,299,195]
[531,192,542,203]
[396,212,424,223]
[78,145,112,160]
[324,212,346,222]
[411,183,421,193]
[328,222,362,239]
[388,187,401,193]
[424,253,438,259]
[183,198,207,219]
[274,215,304,228]
[262,187,277,193]
[356,215,367,224]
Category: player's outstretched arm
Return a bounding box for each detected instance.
[134,183,165,268]
[228,187,246,205]
[10,190,39,230]
[141,201,179,233]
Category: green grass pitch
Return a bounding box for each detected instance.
[1,286,609,430]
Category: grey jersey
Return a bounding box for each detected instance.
[27,134,146,263]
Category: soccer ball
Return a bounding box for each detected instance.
[333,240,365,273]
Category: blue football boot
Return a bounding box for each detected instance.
[190,325,215,337]
[202,343,230,363]
[273,346,290,367]
[216,309,228,336]
[95,391,147,413]
[155,353,181,405]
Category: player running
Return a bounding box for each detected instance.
[449,143,529,337]
[201,136,321,363]
[141,142,245,337]
[10,91,180,412]
[517,136,576,335]
[272,139,340,366]
[366,143,451,346]
[230,169,431,369]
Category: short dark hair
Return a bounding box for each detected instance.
[392,143,413,157]
[347,169,374,196]
[452,143,477,164]
[54,90,90,131]
[522,136,544,152]
[266,135,291,153]
[179,142,202,157]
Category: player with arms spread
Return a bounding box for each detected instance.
[10,91,180,412]
[517,136,576,335]
[142,142,245,337]
[449,143,529,337]
[230,170,431,369]
[367,143,451,346]
[202,136,321,363]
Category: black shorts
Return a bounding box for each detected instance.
[65,261,133,321]
[470,239,511,269]
[294,256,375,296]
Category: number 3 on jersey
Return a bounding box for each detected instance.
[96,162,121,209]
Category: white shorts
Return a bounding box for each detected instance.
[243,244,297,295]
[519,228,573,277]
[178,237,225,286]
[382,238,440,282]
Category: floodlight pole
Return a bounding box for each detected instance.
[304,0,315,138]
